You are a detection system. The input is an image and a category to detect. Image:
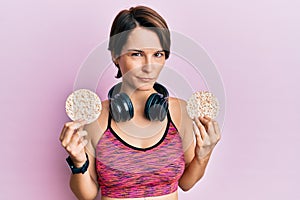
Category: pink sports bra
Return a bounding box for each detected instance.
[95,112,185,198]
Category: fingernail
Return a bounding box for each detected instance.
[78,130,87,137]
[82,139,88,146]
[79,119,87,124]
[192,121,197,126]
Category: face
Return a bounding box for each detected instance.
[115,27,166,91]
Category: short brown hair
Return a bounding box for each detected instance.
[108,6,171,78]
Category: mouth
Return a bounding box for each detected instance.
[137,77,155,82]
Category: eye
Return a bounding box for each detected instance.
[154,52,164,58]
[131,52,143,57]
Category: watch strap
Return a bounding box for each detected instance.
[66,153,89,174]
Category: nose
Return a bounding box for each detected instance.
[141,54,154,73]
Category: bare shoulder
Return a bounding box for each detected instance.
[168,97,188,131]
[169,97,195,165]
[99,99,110,125]
[169,97,187,112]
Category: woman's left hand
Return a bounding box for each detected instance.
[193,116,221,161]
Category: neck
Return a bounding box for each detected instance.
[120,83,156,113]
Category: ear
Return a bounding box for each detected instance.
[111,52,119,65]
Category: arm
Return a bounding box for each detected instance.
[69,149,99,200]
[179,116,221,191]
[61,101,110,199]
[60,121,99,200]
[179,146,212,191]
[171,99,221,191]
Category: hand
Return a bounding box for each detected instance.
[59,120,88,167]
[193,116,221,161]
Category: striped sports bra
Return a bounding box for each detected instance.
[95,112,185,198]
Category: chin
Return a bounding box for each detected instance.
[123,78,156,91]
[136,81,157,91]
[136,83,154,91]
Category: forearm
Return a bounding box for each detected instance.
[178,153,211,191]
[70,171,98,200]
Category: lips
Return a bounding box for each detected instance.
[137,77,155,82]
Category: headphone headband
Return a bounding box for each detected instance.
[153,83,169,100]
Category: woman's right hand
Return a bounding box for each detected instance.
[59,120,88,167]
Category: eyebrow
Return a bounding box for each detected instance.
[127,49,143,52]
[127,49,164,53]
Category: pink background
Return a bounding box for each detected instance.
[1,0,299,199]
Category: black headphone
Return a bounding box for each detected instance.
[108,82,169,122]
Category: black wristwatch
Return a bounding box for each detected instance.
[66,153,89,174]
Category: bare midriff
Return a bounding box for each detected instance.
[101,190,178,200]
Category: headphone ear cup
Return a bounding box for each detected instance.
[110,94,122,122]
[145,93,168,121]
[110,93,134,122]
[119,93,134,121]
[145,93,159,121]
[159,99,168,121]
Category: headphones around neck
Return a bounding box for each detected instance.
[108,82,169,122]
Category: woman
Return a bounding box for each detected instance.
[60,5,221,200]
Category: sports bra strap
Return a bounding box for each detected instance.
[106,111,112,130]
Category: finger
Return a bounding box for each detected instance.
[212,120,221,140]
[77,130,88,137]
[61,121,85,147]
[59,125,67,142]
[69,139,89,157]
[203,115,212,120]
[193,123,203,146]
[61,129,75,147]
[59,121,73,141]
[69,120,87,130]
[65,132,82,154]
[193,122,202,140]
[61,122,79,147]
[199,115,211,124]
[69,130,84,146]
[194,117,208,139]
[77,119,87,132]
[77,130,88,144]
[199,116,214,135]
[77,139,88,150]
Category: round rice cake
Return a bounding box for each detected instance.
[186,91,220,119]
[65,89,102,124]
